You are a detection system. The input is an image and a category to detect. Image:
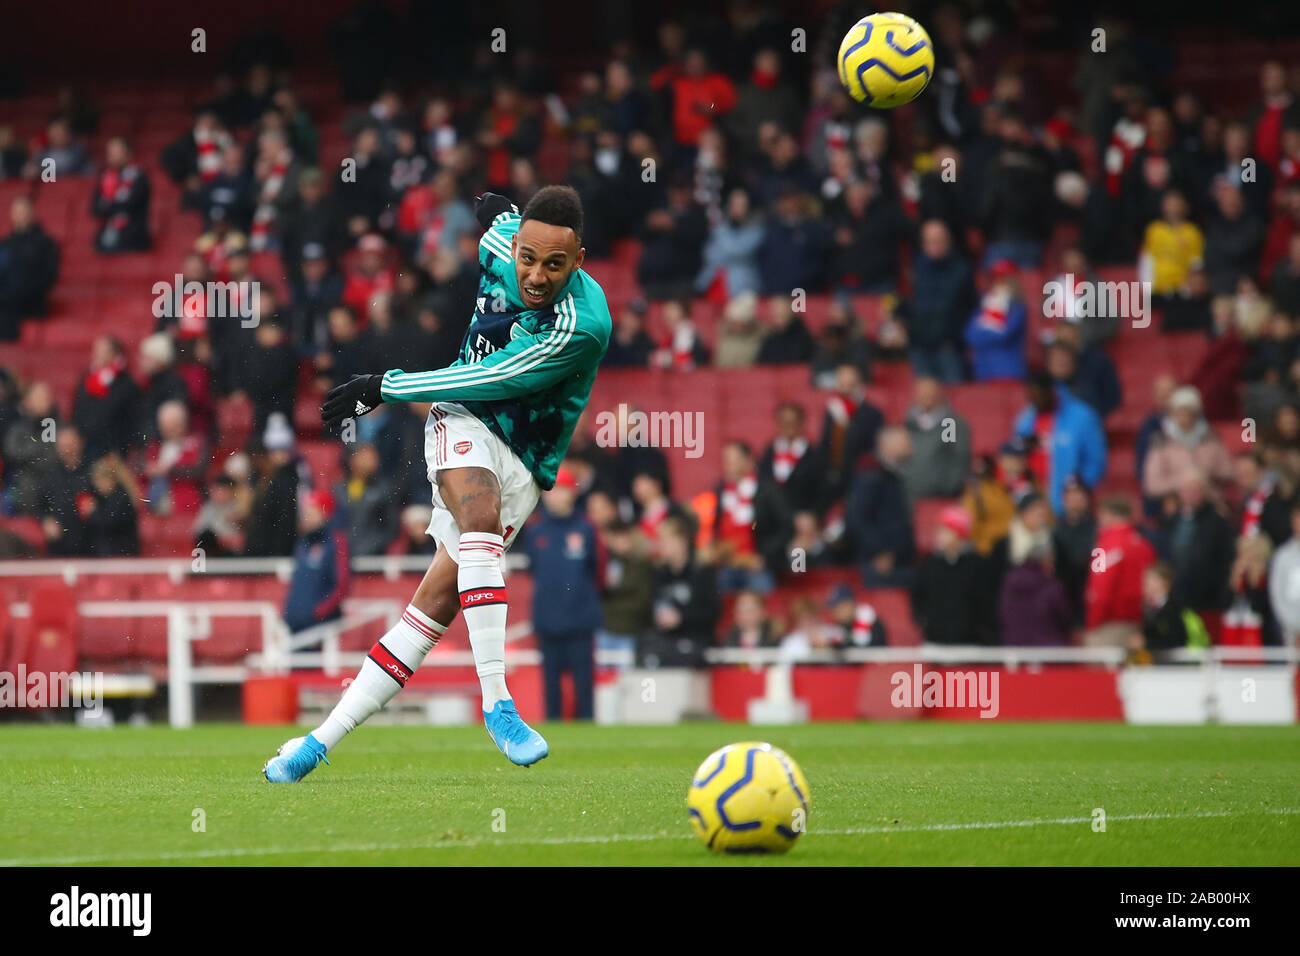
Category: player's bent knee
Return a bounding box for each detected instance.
[459,508,504,537]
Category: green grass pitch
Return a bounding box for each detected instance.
[0,722,1296,866]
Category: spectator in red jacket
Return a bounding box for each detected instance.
[341,233,395,317]
[651,48,737,152]
[1249,61,1300,169]
[1084,495,1157,646]
[476,82,541,195]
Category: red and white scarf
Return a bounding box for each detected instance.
[1240,477,1275,538]
[638,499,671,548]
[770,437,808,484]
[98,165,140,233]
[849,603,877,646]
[975,288,1012,333]
[720,475,756,525]
[195,126,231,182]
[657,323,698,371]
[85,357,127,399]
[250,148,292,251]
[825,393,858,427]
[1104,116,1146,198]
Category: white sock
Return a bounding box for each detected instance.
[458,531,511,710]
[311,604,446,751]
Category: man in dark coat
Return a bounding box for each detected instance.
[846,426,917,587]
[0,196,59,340]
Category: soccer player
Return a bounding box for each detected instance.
[264,186,611,782]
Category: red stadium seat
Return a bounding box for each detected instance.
[866,588,921,646]
[19,584,80,681]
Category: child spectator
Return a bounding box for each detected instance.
[825,583,888,647]
[724,590,779,649]
[1140,562,1209,654]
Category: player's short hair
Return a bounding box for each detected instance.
[520,185,584,244]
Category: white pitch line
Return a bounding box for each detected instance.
[2,807,1296,866]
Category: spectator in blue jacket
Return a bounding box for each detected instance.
[524,467,603,720]
[1014,370,1108,516]
[910,220,975,383]
[965,259,1028,381]
[1044,320,1122,420]
[283,488,351,635]
[695,187,764,298]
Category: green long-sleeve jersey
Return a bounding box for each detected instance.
[380,211,611,490]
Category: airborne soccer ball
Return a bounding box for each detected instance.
[686,742,811,854]
[837,12,935,108]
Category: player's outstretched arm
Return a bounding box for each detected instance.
[381,322,603,405]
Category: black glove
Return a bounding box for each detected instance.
[321,374,385,430]
[474,192,518,229]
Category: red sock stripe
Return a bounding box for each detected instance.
[432,406,446,467]
[459,586,508,608]
[368,642,413,686]
[402,609,440,641]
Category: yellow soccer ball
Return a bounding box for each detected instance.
[837,12,935,108]
[686,742,811,854]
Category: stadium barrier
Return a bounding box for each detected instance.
[6,594,1296,726]
[3,559,1296,726]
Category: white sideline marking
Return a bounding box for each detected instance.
[2,807,1296,866]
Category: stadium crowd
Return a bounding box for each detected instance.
[3,4,1300,664]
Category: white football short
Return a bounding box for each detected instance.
[423,401,540,558]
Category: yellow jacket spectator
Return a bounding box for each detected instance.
[1142,191,1204,295]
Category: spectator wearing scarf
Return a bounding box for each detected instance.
[71,335,140,460]
[92,137,150,252]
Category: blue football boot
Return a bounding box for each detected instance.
[483,699,549,766]
[262,733,331,783]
